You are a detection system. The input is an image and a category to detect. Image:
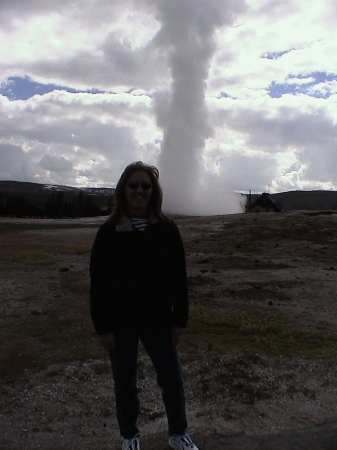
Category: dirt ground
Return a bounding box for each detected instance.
[0,211,337,449]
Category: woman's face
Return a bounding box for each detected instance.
[125,171,153,216]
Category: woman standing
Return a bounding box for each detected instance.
[90,162,198,450]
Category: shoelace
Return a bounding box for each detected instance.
[123,433,140,450]
[170,429,195,448]
[181,436,194,447]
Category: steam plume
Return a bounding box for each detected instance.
[152,0,246,215]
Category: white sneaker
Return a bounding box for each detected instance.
[122,433,140,450]
[169,433,199,450]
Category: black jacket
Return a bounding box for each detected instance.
[89,216,189,335]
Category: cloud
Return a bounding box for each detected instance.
[0,143,35,181]
[0,90,156,186]
[217,105,336,150]
[0,0,337,213]
[204,148,279,193]
[0,0,165,90]
[206,89,337,192]
[38,154,73,172]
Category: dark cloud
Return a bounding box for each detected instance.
[301,145,337,182]
[215,151,279,192]
[254,0,299,20]
[0,143,34,181]
[0,0,126,30]
[25,41,167,91]
[217,107,337,151]
[38,154,73,172]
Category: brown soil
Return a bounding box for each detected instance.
[0,211,337,449]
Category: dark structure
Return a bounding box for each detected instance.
[248,192,282,212]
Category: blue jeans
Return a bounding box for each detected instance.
[109,326,188,439]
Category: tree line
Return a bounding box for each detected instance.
[0,190,107,218]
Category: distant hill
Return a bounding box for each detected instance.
[247,190,337,211]
[0,181,337,215]
[0,180,115,217]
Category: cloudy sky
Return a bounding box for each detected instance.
[0,0,336,214]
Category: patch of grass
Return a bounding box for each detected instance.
[0,223,100,233]
[226,286,285,302]
[0,238,92,266]
[0,224,101,378]
[190,353,276,404]
[0,271,103,379]
[188,274,221,288]
[1,214,336,382]
[310,256,337,264]
[0,340,43,375]
[0,323,101,380]
[0,310,101,379]
[193,286,285,304]
[232,240,265,253]
[92,360,111,375]
[50,241,93,255]
[210,256,290,270]
[0,245,60,265]
[185,305,337,358]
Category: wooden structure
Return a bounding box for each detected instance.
[249,193,282,212]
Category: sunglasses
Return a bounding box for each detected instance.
[127,182,152,190]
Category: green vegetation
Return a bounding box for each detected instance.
[0,226,102,378]
[1,245,60,265]
[0,272,103,378]
[185,305,336,358]
[0,222,100,233]
[1,190,103,218]
[1,214,336,382]
[1,240,93,267]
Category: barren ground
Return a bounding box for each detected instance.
[0,211,337,449]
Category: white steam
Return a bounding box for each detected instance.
[152,0,246,215]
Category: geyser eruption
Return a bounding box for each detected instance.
[153,0,246,215]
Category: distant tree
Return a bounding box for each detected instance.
[76,191,85,217]
[56,191,66,216]
[44,191,68,217]
[0,193,4,215]
[84,195,100,217]
[43,189,102,217]
[63,199,74,218]
[5,196,36,216]
[45,192,58,216]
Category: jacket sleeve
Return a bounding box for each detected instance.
[89,223,116,335]
[169,221,189,328]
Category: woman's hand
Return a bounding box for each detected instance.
[99,332,115,352]
[171,326,184,348]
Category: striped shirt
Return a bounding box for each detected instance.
[130,217,150,232]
